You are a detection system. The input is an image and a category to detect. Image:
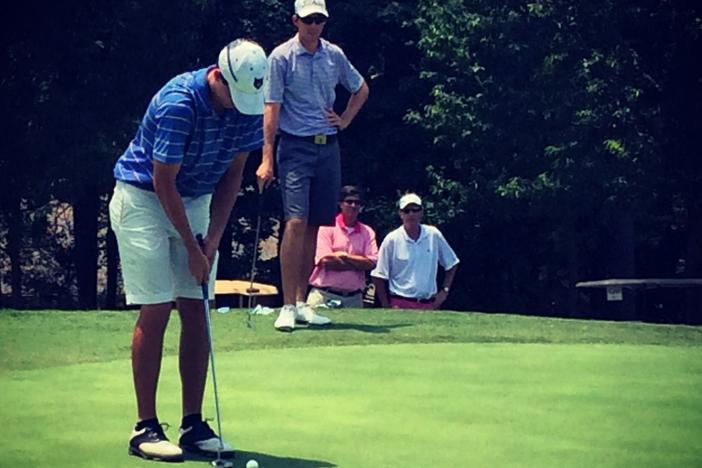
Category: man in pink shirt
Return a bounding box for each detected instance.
[306,186,378,308]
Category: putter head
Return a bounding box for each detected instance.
[211,459,234,468]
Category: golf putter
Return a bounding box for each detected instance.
[195,235,234,468]
[245,187,264,326]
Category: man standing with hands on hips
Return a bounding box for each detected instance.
[257,0,370,331]
[371,193,460,310]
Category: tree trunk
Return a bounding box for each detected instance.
[606,208,637,321]
[566,221,579,318]
[6,196,24,308]
[74,185,100,309]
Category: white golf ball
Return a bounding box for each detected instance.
[246,460,259,468]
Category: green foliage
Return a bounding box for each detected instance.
[410,0,702,314]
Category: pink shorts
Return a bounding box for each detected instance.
[389,296,435,310]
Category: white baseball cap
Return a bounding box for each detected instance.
[217,40,267,115]
[295,0,329,18]
[398,193,422,210]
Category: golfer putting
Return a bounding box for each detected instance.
[109,39,267,462]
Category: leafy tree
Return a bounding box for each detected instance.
[411,0,700,318]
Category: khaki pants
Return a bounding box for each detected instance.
[307,287,364,308]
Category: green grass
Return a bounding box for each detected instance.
[1,308,701,467]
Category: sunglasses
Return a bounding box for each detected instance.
[300,14,327,25]
[401,207,422,214]
[343,199,362,206]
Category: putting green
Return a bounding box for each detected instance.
[2,342,701,467]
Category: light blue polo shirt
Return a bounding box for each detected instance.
[265,35,364,137]
[113,66,263,197]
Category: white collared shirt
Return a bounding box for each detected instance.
[371,224,460,299]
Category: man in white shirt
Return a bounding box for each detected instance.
[371,193,459,310]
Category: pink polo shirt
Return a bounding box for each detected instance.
[308,213,378,292]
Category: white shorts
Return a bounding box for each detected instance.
[109,181,217,305]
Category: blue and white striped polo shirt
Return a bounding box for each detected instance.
[114,66,263,197]
[265,36,364,137]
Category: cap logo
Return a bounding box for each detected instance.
[254,77,263,89]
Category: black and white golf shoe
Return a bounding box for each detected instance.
[179,419,235,459]
[129,422,184,462]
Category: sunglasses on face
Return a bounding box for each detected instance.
[343,199,362,206]
[401,207,422,214]
[300,14,327,24]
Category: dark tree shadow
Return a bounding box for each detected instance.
[296,322,414,333]
[183,450,336,467]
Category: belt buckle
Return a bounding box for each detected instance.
[314,134,327,145]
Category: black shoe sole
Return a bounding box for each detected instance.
[295,320,332,326]
[275,326,294,332]
[129,446,184,463]
[179,445,235,459]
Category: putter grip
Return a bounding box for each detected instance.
[195,234,209,298]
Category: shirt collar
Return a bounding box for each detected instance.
[194,66,242,119]
[402,224,426,243]
[336,213,361,234]
[292,35,328,56]
[191,67,215,114]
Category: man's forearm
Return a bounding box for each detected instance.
[342,254,375,271]
[442,265,458,291]
[340,82,369,129]
[153,178,198,253]
[372,277,390,307]
[262,103,280,166]
[320,253,375,271]
[208,153,248,243]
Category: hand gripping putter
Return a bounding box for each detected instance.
[196,235,234,468]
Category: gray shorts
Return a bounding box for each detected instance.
[277,134,341,226]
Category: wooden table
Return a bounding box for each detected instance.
[214,280,279,308]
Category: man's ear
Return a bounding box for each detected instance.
[213,68,225,83]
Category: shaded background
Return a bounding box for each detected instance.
[1,0,700,323]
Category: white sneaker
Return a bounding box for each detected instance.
[296,303,332,326]
[274,304,296,332]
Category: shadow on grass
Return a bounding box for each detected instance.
[297,323,414,333]
[184,450,336,467]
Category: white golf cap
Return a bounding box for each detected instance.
[217,40,267,115]
[398,193,422,210]
[295,0,329,17]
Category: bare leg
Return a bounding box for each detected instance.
[296,225,319,303]
[133,303,172,421]
[280,217,307,305]
[176,297,209,418]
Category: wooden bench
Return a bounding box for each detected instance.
[214,280,279,308]
[576,278,702,323]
